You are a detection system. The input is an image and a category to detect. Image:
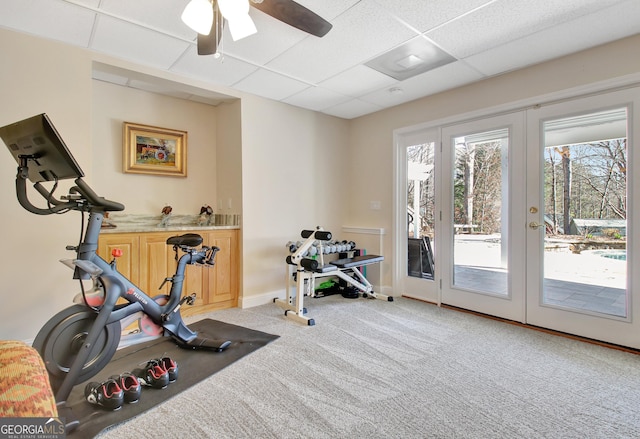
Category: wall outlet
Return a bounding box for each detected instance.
[370,200,381,210]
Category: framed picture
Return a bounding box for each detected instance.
[123,122,187,177]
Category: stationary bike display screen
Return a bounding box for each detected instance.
[0,113,84,182]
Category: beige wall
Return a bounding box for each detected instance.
[0,30,93,341]
[1,26,639,341]
[216,100,243,217]
[239,96,349,304]
[91,80,220,214]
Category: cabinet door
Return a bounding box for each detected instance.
[97,233,139,285]
[139,233,176,296]
[183,262,205,306]
[204,230,238,306]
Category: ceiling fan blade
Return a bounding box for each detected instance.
[197,5,224,55]
[250,0,332,37]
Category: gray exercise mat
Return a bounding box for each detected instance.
[65,318,279,438]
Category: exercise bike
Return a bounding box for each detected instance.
[1,114,231,419]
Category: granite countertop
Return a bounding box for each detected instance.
[100,213,240,234]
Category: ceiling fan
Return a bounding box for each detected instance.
[181,0,332,56]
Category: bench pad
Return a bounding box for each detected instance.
[312,264,338,273]
[331,255,384,268]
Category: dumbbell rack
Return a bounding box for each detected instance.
[275,227,391,325]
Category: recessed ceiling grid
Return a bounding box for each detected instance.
[0,0,638,119]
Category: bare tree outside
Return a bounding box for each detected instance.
[544,138,627,236]
[407,143,436,280]
[407,143,436,237]
[455,140,502,234]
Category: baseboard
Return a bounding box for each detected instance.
[240,290,285,309]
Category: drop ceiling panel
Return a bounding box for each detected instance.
[374,0,494,33]
[0,0,97,47]
[322,98,384,119]
[266,0,418,84]
[292,0,362,21]
[465,0,640,76]
[99,0,194,40]
[171,49,259,87]
[91,16,190,69]
[220,11,309,66]
[283,87,350,112]
[319,65,398,97]
[233,69,310,101]
[427,0,626,59]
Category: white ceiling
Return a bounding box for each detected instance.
[1,0,639,119]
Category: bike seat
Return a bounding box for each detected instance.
[166,233,203,247]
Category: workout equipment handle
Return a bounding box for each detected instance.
[300,258,319,271]
[301,229,332,241]
[15,171,76,215]
[16,165,124,214]
[72,178,124,212]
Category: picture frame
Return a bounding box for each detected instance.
[123,122,187,177]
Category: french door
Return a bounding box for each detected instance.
[397,128,440,303]
[525,88,640,347]
[440,113,526,322]
[396,85,640,348]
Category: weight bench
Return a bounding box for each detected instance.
[274,228,392,326]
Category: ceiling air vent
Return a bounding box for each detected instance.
[365,36,456,81]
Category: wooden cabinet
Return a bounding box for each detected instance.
[97,229,239,315]
[202,230,239,307]
[98,233,139,285]
[139,232,177,295]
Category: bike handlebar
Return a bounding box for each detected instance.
[16,164,124,215]
[73,178,124,212]
[16,174,76,215]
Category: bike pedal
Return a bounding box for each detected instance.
[178,337,231,352]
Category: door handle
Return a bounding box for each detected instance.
[528,221,545,229]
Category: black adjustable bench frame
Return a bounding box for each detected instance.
[274,227,392,326]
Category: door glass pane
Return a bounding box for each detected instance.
[542,108,628,317]
[453,129,509,295]
[407,142,435,280]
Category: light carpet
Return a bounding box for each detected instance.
[96,295,640,438]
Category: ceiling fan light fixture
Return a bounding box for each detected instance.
[218,0,257,41]
[181,0,214,35]
[226,14,257,41]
